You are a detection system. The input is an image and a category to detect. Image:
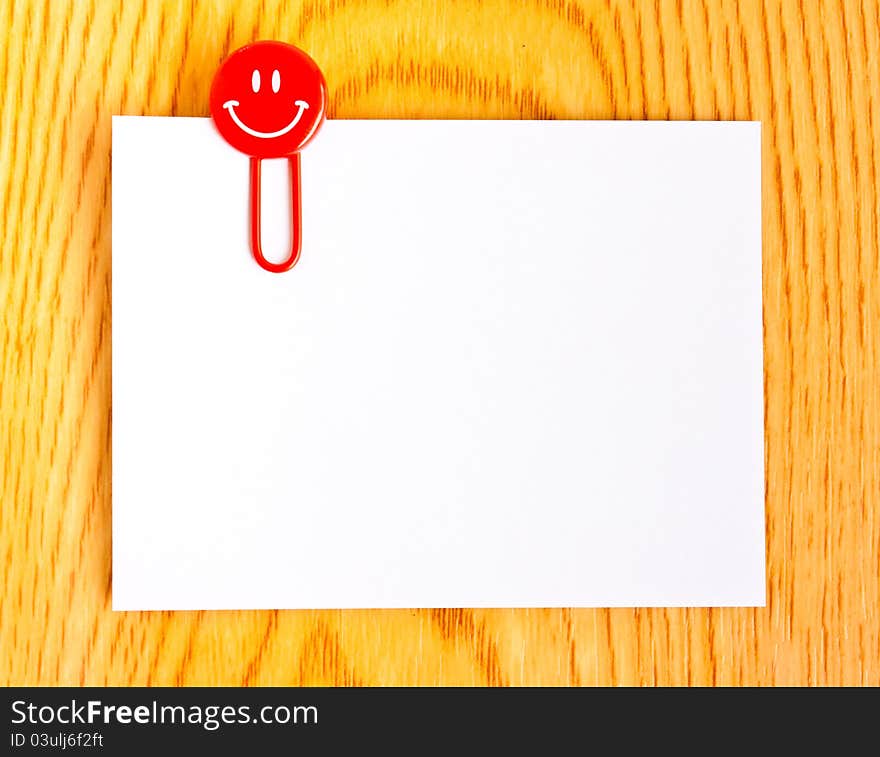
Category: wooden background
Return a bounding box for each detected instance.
[1,0,878,686]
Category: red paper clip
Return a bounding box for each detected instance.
[210,41,327,272]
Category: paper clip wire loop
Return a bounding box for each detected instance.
[249,155,302,273]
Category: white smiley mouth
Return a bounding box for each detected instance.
[222,99,310,138]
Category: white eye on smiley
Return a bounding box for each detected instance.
[272,69,281,93]
[251,69,260,93]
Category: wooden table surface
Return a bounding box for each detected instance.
[1,0,878,686]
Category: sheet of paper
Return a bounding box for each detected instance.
[112,116,764,610]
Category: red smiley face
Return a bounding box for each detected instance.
[210,41,327,159]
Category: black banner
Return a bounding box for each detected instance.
[3,687,877,750]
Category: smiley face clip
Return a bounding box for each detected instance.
[210,41,327,272]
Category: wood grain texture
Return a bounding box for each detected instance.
[1,0,878,686]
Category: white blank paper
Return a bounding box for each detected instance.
[112,116,764,610]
